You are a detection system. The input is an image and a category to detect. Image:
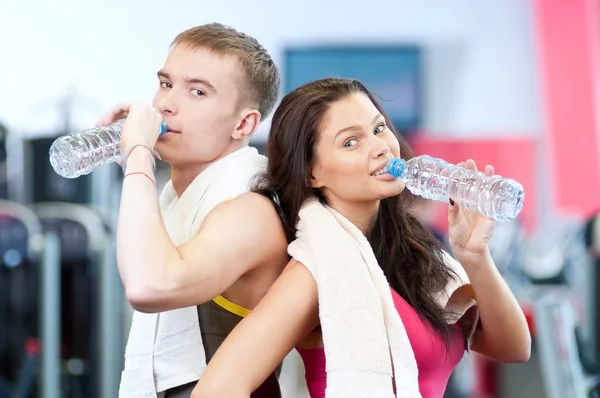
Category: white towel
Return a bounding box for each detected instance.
[118,146,267,398]
[288,198,478,398]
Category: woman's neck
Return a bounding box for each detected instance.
[327,198,380,235]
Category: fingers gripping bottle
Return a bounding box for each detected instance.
[49,120,167,178]
[384,155,524,222]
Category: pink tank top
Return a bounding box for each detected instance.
[296,287,465,398]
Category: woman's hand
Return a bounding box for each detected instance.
[447,159,496,260]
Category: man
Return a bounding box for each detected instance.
[98,23,289,397]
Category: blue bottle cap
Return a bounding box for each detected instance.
[385,158,406,178]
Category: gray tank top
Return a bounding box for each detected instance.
[164,296,282,397]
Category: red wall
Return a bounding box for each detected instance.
[533,0,600,217]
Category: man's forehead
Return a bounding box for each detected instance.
[163,46,240,87]
[167,45,238,69]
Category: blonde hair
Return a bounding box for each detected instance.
[172,23,280,120]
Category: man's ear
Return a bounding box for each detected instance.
[232,109,261,140]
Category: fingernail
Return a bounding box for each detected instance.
[449,199,455,206]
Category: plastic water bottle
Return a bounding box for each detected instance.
[49,119,167,178]
[384,155,524,222]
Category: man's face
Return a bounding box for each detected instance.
[152,45,244,167]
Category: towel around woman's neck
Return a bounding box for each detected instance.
[288,198,478,398]
[119,147,267,397]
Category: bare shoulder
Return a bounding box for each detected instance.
[232,191,279,212]
[255,257,319,313]
[282,258,316,286]
[210,192,280,221]
[200,192,287,253]
[286,258,304,270]
[204,192,280,227]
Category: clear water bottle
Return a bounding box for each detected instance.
[49,119,167,178]
[384,155,524,222]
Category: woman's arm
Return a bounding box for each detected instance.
[448,159,531,363]
[191,259,320,398]
[458,250,531,363]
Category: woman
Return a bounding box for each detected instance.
[192,78,531,397]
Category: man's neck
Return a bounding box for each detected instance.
[169,144,247,197]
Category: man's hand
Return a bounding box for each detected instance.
[96,102,163,156]
[95,101,133,128]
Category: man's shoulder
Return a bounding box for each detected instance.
[205,193,285,246]
[212,192,276,220]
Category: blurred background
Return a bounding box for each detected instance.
[1,0,600,397]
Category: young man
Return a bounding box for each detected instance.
[98,23,289,397]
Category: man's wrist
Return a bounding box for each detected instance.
[122,144,160,173]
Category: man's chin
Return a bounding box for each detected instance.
[152,144,172,163]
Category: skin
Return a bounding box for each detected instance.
[191,93,532,397]
[96,44,288,317]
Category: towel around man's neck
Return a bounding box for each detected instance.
[288,198,478,398]
[118,147,267,397]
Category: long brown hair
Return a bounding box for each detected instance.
[255,78,462,348]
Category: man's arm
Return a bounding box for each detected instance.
[117,150,287,313]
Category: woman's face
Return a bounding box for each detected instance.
[310,93,405,208]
